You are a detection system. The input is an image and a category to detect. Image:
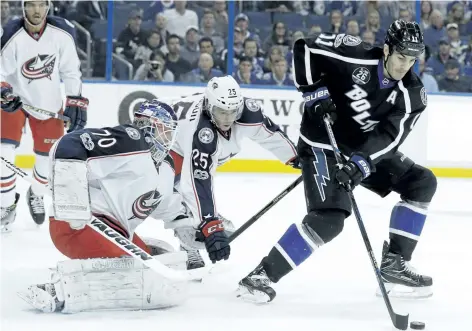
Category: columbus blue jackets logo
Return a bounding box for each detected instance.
[129,190,162,220]
[21,54,56,83]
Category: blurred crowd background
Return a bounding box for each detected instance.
[2,0,472,93]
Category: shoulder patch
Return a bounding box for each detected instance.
[352,67,371,85]
[125,127,141,140]
[334,34,345,48]
[343,35,362,46]
[198,127,214,144]
[80,133,95,151]
[420,87,427,106]
[245,98,260,112]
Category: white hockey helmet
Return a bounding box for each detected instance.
[22,0,51,27]
[204,76,244,131]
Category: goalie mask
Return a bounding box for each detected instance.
[22,0,51,27]
[204,76,244,132]
[133,100,178,165]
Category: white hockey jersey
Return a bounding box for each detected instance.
[154,93,297,226]
[0,17,82,120]
[49,125,175,239]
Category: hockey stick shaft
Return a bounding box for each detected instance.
[322,115,409,330]
[229,175,303,243]
[0,156,195,282]
[22,104,70,122]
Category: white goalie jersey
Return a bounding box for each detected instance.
[49,125,175,238]
[154,93,297,226]
[0,17,82,119]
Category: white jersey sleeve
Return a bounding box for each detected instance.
[236,97,297,163]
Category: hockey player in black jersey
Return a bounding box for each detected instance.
[237,20,437,303]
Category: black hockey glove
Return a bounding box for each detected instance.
[303,87,336,117]
[195,218,231,263]
[64,96,89,133]
[1,82,22,113]
[335,153,373,189]
[287,155,301,169]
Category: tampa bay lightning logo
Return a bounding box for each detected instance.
[129,190,162,220]
[21,54,56,83]
[312,147,330,202]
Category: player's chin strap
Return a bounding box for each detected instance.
[322,113,410,331]
[0,156,205,283]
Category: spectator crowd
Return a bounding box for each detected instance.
[1,0,471,93]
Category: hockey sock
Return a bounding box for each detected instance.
[32,154,49,196]
[1,144,17,208]
[263,223,320,283]
[388,201,427,261]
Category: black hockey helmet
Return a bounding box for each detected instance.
[385,19,425,57]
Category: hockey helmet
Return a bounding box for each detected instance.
[204,76,244,131]
[134,100,178,165]
[22,1,51,27]
[385,19,425,58]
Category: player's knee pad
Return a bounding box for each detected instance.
[400,165,437,203]
[51,255,189,313]
[302,209,347,244]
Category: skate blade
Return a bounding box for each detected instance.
[1,225,12,233]
[377,283,433,299]
[235,284,272,304]
[17,287,56,313]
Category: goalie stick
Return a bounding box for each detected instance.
[322,114,409,330]
[1,156,202,282]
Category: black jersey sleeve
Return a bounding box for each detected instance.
[293,33,377,92]
[359,81,427,163]
[53,125,149,161]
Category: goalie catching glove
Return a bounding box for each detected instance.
[64,96,89,132]
[195,218,231,263]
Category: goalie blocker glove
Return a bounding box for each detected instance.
[195,218,231,263]
[64,96,89,132]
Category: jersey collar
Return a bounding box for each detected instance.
[377,57,397,89]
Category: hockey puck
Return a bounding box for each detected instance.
[410,321,425,330]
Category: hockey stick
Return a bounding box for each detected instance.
[22,104,70,122]
[228,175,303,243]
[0,156,200,282]
[322,115,409,331]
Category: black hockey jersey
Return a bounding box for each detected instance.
[293,33,427,164]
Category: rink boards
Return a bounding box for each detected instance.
[13,82,472,177]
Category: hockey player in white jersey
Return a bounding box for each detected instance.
[1,0,87,232]
[154,75,299,269]
[18,99,192,313]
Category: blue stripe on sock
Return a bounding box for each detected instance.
[277,224,314,266]
[390,204,426,238]
[1,173,15,180]
[1,185,16,193]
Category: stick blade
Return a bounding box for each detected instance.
[393,313,409,330]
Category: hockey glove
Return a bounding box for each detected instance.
[64,96,89,133]
[335,153,373,189]
[287,155,301,169]
[1,82,22,113]
[303,87,336,117]
[195,218,231,263]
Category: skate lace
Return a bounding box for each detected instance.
[30,196,45,214]
[403,261,422,279]
[250,268,271,286]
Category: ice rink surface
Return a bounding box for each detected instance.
[1,172,471,331]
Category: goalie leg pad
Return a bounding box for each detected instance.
[52,159,91,229]
[52,254,188,313]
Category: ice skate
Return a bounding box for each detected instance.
[237,263,276,303]
[378,241,433,298]
[180,245,205,270]
[26,186,45,225]
[1,193,20,233]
